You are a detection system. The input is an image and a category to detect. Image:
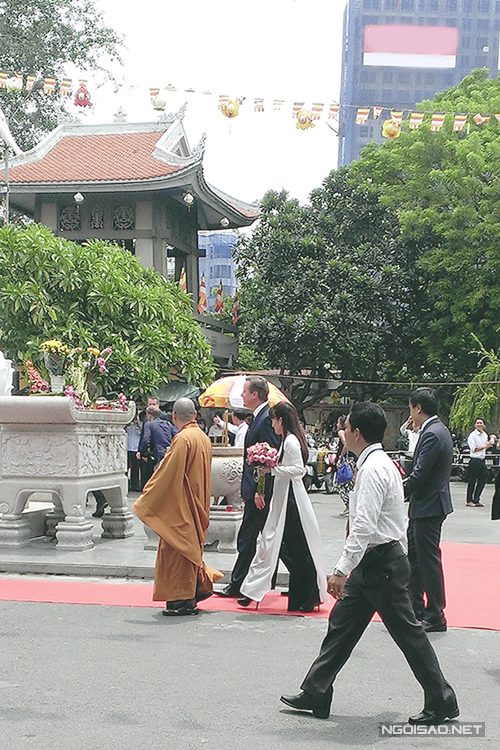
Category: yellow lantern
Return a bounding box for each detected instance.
[296,109,315,130]
[382,118,401,139]
[222,99,239,118]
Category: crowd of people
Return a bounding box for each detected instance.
[125,378,474,725]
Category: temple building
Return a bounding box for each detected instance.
[0,104,258,292]
[0,105,259,367]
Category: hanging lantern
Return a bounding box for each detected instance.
[382,118,401,139]
[221,99,239,118]
[152,95,166,111]
[74,81,92,108]
[296,109,315,130]
[6,75,22,94]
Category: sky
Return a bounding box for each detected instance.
[84,0,349,205]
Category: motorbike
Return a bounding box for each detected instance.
[304,443,322,491]
[324,439,340,494]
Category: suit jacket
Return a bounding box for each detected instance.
[405,417,453,519]
[241,404,281,502]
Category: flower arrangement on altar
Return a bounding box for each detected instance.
[25,340,128,411]
[246,442,280,495]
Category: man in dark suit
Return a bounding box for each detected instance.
[405,388,453,632]
[218,376,281,597]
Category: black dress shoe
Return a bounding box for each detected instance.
[280,691,330,719]
[163,598,199,616]
[409,699,459,725]
[422,618,447,633]
[216,584,241,598]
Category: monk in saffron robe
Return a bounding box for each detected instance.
[133,397,222,616]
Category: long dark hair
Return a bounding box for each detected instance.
[269,402,309,464]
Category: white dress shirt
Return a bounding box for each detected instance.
[226,421,249,448]
[467,429,489,460]
[336,443,407,577]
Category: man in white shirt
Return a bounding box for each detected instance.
[466,418,493,507]
[214,409,251,448]
[281,401,458,726]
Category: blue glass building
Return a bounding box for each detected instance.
[198,231,239,312]
[339,0,500,166]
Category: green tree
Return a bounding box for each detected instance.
[235,175,412,408]
[0,0,122,149]
[449,336,500,431]
[350,68,500,381]
[0,224,215,397]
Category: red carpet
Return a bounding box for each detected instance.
[0,542,498,630]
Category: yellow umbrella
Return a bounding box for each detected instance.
[199,375,290,409]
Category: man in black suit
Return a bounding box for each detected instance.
[218,376,281,597]
[405,388,453,633]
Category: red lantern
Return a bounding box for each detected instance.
[74,81,92,108]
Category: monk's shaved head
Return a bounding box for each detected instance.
[173,397,196,425]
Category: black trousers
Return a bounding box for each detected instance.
[301,542,454,710]
[140,457,156,490]
[407,516,445,623]
[492,470,500,520]
[280,488,320,611]
[466,457,487,504]
[128,451,141,492]
[231,496,271,590]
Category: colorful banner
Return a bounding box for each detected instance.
[356,107,370,125]
[409,112,424,129]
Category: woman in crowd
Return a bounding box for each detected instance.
[238,401,328,612]
[336,414,356,516]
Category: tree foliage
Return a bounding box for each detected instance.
[0,0,122,148]
[0,224,216,397]
[350,68,500,381]
[235,174,413,406]
[449,335,500,431]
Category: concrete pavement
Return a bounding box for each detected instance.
[0,481,499,750]
[0,599,497,750]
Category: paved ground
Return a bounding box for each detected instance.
[0,601,497,750]
[0,480,498,750]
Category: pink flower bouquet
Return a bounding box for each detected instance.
[247,441,280,495]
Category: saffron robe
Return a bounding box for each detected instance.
[133,421,222,601]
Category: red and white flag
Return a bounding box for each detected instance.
[356,108,370,125]
[197,275,207,314]
[214,281,224,315]
[363,25,458,68]
[328,104,340,120]
[179,267,187,292]
[409,112,424,130]
[372,106,384,120]
[473,113,490,125]
[453,114,468,131]
[430,113,446,132]
[232,289,240,325]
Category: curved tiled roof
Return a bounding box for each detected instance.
[6,131,184,183]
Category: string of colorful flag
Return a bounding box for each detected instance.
[354,106,497,138]
[179,269,240,325]
[2,71,499,135]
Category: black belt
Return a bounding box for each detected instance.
[362,540,402,564]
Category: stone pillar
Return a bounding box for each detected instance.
[0,513,31,547]
[55,516,95,551]
[135,238,154,268]
[39,202,57,231]
[100,485,135,539]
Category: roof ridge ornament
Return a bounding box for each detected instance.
[175,101,188,121]
[193,132,206,158]
[114,106,127,123]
